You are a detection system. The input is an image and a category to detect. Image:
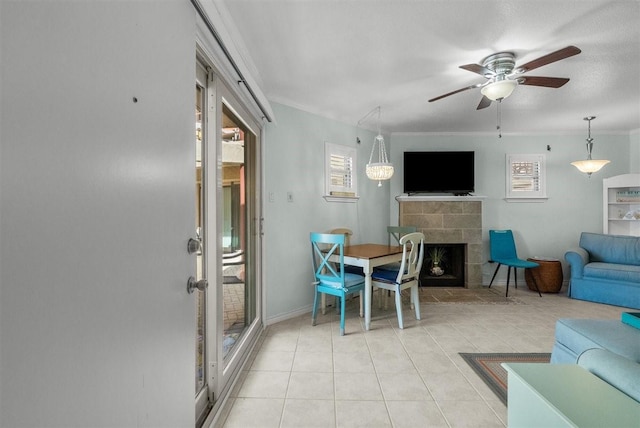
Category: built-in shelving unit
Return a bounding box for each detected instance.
[603,174,640,236]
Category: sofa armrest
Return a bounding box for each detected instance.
[564,247,588,279]
[578,348,640,403]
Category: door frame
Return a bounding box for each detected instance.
[195,59,212,425]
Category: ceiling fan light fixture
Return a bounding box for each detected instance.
[571,116,610,177]
[480,79,518,101]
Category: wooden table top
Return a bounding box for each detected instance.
[343,244,403,259]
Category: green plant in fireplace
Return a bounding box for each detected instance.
[426,246,447,276]
[427,247,447,267]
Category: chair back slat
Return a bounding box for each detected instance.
[395,232,425,283]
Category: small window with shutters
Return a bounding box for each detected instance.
[506,154,547,201]
[324,142,359,202]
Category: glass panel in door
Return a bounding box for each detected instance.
[212,84,262,411]
[221,104,257,360]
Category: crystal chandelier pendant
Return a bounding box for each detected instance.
[366,134,394,186]
[363,107,394,186]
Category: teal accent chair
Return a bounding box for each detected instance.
[323,228,359,313]
[488,229,542,297]
[370,232,424,329]
[310,232,365,336]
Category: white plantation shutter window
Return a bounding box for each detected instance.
[506,154,547,200]
[325,142,358,202]
[330,153,353,189]
[511,161,540,192]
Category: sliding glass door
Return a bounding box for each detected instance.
[195,56,263,425]
[217,88,262,396]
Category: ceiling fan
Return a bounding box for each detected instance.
[428,46,581,110]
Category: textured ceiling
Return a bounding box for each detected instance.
[219,0,640,135]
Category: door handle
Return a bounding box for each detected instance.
[187,238,202,255]
[187,276,208,294]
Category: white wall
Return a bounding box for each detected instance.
[1,2,196,426]
[263,103,391,323]
[388,132,634,282]
[630,129,640,173]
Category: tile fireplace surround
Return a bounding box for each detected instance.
[397,195,483,288]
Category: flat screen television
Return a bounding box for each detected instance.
[403,151,474,195]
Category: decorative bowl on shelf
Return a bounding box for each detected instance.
[430,266,444,276]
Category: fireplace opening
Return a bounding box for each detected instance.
[420,243,465,287]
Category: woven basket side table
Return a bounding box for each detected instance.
[525,257,563,293]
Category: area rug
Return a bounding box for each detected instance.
[460,352,551,405]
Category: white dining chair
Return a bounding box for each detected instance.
[371,232,424,329]
[378,225,418,309]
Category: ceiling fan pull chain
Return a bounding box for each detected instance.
[497,100,502,138]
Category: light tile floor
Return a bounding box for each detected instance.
[215,285,627,428]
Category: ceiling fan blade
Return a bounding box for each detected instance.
[460,63,494,77]
[517,46,581,73]
[519,76,570,88]
[428,83,483,102]
[476,96,492,110]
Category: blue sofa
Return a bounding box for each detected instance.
[551,318,640,364]
[551,318,640,404]
[565,232,640,309]
[578,348,640,403]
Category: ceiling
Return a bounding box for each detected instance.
[218,0,640,136]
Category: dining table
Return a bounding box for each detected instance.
[340,243,404,331]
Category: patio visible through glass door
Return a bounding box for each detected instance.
[221,104,255,359]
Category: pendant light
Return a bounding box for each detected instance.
[570,116,610,177]
[358,106,394,187]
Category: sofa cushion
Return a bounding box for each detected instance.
[578,348,640,402]
[552,318,640,364]
[580,232,640,266]
[583,262,640,283]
